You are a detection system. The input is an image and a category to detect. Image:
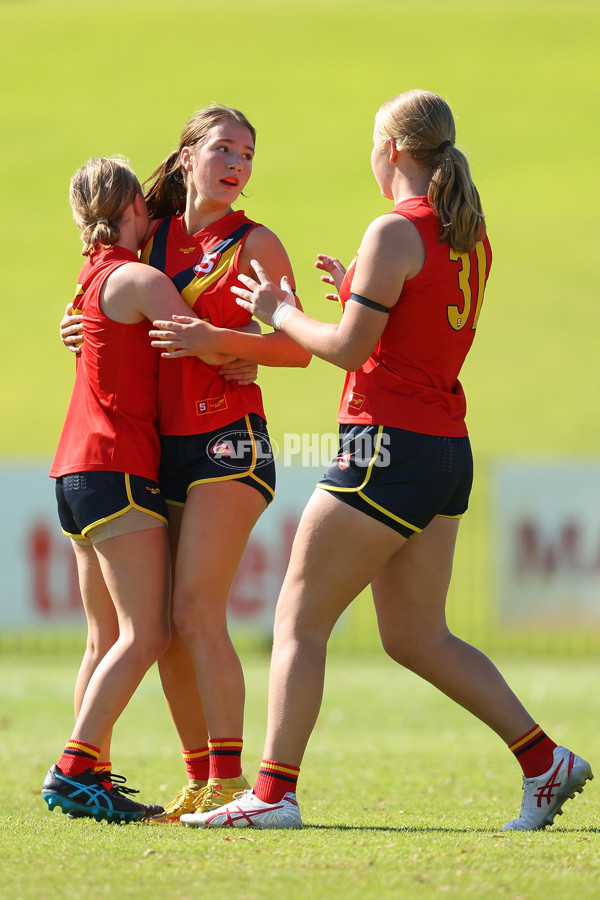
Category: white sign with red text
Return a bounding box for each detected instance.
[0,464,324,633]
[495,463,600,625]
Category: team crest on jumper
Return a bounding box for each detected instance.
[194,251,221,277]
[347,391,365,411]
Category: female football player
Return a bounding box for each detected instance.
[43,156,232,822]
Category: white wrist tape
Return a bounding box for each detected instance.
[271,293,295,330]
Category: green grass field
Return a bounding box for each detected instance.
[1,647,599,900]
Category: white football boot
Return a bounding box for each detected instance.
[181,788,303,829]
[503,746,593,830]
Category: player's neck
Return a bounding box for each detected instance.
[184,197,234,234]
[116,218,142,255]
[391,167,430,204]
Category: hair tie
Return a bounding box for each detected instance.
[438,140,453,153]
[97,217,109,225]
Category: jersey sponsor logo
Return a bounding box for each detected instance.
[196,396,228,416]
[337,452,352,470]
[347,391,365,411]
[194,251,222,277]
[180,246,197,254]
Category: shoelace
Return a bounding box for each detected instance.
[194,781,230,811]
[163,784,203,813]
[193,783,217,806]
[163,786,187,810]
[101,773,140,797]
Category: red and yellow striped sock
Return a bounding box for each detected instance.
[509,725,557,777]
[57,739,100,776]
[95,761,113,789]
[254,759,300,804]
[208,738,243,780]
[183,746,209,784]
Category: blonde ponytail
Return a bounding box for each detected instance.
[375,90,486,253]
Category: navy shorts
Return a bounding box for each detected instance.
[159,413,276,507]
[55,471,168,541]
[317,424,473,538]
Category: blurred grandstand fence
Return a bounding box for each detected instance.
[0,463,319,651]
[2,461,600,655]
[443,459,600,657]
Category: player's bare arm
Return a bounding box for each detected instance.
[150,227,311,368]
[232,216,420,371]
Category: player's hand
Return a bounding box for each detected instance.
[60,303,83,353]
[150,315,227,364]
[315,253,346,299]
[231,261,295,327]
[219,358,259,386]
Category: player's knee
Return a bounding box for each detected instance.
[115,624,170,672]
[379,622,430,669]
[172,599,225,647]
[380,624,450,672]
[272,609,330,660]
[140,617,171,659]
[84,631,119,660]
[172,611,199,647]
[148,622,172,660]
[380,632,414,668]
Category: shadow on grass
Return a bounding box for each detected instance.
[305,824,600,834]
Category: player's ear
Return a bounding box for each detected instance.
[132,192,147,218]
[387,139,399,164]
[180,146,193,172]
